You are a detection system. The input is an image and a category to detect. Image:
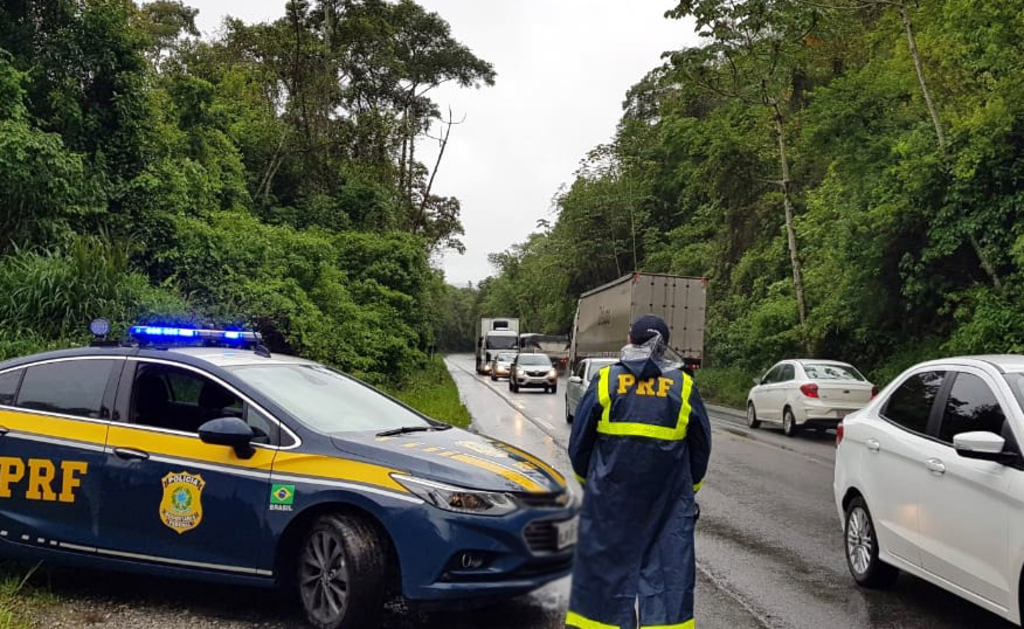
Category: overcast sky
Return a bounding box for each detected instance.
[184,1,698,286]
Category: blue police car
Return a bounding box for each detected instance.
[0,326,578,628]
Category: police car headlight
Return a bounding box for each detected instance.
[392,475,518,516]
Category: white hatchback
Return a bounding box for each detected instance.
[747,359,875,437]
[834,356,1024,625]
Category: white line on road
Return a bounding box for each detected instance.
[446,358,566,444]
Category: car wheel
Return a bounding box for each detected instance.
[844,497,898,589]
[550,384,558,395]
[747,403,761,429]
[565,401,574,423]
[782,408,798,437]
[490,374,497,381]
[297,514,386,629]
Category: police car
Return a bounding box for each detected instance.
[0,324,578,628]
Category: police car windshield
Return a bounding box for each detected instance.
[229,364,432,433]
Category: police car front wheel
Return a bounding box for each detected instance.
[297,514,387,629]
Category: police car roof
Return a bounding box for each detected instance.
[166,346,314,368]
[0,345,315,371]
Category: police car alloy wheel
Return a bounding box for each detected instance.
[843,497,898,589]
[297,514,386,629]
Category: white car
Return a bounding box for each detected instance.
[834,356,1024,625]
[564,358,617,423]
[746,359,875,437]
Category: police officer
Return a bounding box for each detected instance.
[566,314,711,629]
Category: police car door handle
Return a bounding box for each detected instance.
[113,447,150,461]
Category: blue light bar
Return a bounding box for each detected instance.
[129,326,260,344]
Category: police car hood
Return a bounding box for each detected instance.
[331,429,566,494]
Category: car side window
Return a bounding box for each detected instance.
[131,363,273,443]
[762,365,781,384]
[779,364,795,382]
[575,361,587,379]
[938,373,1006,443]
[882,371,946,434]
[16,360,115,419]
[0,370,23,406]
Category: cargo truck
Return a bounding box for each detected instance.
[476,317,520,374]
[569,273,706,371]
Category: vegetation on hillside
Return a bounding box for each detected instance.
[0,0,493,387]
[463,0,1024,386]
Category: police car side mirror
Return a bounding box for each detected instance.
[199,417,256,460]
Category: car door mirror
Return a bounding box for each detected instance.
[569,376,582,384]
[953,431,1018,465]
[199,417,256,459]
[753,377,763,386]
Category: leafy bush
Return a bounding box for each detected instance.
[694,366,753,409]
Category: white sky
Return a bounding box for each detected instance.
[184,1,698,286]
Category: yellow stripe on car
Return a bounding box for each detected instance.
[450,454,548,493]
[0,409,108,448]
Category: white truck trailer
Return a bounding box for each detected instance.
[475,317,521,374]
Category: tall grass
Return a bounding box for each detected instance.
[693,366,753,409]
[0,234,190,360]
[388,355,472,428]
[0,563,44,629]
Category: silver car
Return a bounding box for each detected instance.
[564,358,617,422]
[510,353,558,394]
[489,351,516,381]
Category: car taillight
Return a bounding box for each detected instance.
[800,383,819,398]
[836,422,844,446]
[871,385,878,399]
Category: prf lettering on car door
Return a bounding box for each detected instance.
[0,458,88,503]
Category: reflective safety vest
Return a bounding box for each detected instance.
[566,359,711,629]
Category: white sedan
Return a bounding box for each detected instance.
[834,355,1024,625]
[746,359,875,437]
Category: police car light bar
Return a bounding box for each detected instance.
[129,326,261,344]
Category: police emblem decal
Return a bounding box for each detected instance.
[160,472,205,534]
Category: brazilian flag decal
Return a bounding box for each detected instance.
[271,484,295,506]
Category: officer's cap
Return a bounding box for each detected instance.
[630,314,670,345]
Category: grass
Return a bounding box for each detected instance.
[0,562,50,629]
[694,366,753,409]
[388,355,472,429]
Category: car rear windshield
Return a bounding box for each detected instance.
[518,355,552,366]
[229,364,430,433]
[803,363,865,381]
[496,353,515,362]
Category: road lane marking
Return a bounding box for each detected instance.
[445,358,567,445]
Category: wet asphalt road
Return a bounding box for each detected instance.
[15,355,1017,628]
[442,354,1017,629]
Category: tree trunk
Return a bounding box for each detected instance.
[772,103,810,349]
[969,234,1003,291]
[900,4,946,153]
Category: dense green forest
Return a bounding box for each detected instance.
[468,0,1024,386]
[0,0,493,385]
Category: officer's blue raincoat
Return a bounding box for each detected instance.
[566,356,711,629]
